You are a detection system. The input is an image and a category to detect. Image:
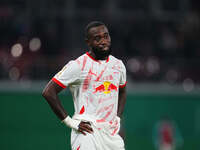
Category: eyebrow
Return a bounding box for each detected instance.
[93,31,109,37]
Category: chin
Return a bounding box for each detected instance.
[95,48,111,59]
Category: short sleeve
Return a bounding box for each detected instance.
[52,60,81,88]
[119,61,127,88]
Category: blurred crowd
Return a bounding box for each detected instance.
[0,0,200,87]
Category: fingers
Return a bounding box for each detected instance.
[78,121,93,135]
[79,129,86,135]
[81,124,93,133]
[83,122,93,132]
[79,122,93,133]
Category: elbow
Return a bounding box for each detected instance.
[42,88,50,99]
[42,87,57,103]
[42,89,53,105]
[42,89,46,98]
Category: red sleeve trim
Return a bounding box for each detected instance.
[52,78,67,89]
[119,81,127,88]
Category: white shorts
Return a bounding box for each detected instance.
[70,122,125,150]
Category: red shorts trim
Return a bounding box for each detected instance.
[52,78,66,89]
[119,81,127,88]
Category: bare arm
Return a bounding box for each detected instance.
[117,86,126,118]
[117,86,126,139]
[42,80,68,120]
[42,80,93,134]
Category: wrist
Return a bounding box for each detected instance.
[62,116,80,130]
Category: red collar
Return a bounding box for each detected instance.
[86,52,109,63]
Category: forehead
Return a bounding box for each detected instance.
[88,25,109,37]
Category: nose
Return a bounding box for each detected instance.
[100,38,108,45]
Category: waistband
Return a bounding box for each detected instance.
[72,114,97,123]
[72,114,121,135]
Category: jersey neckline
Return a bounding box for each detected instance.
[86,52,109,63]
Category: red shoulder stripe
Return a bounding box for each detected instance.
[52,78,66,89]
[119,81,127,88]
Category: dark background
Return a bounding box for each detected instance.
[0,0,200,84]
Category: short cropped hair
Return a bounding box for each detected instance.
[85,21,106,39]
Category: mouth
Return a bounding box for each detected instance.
[99,45,109,51]
[92,45,111,58]
[102,46,109,51]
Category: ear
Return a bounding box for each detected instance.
[85,38,90,47]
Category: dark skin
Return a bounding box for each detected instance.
[86,25,111,60]
[42,81,93,135]
[42,25,126,137]
[118,86,126,140]
[86,25,127,119]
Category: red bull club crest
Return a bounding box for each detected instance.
[94,81,118,94]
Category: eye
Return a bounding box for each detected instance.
[94,36,101,42]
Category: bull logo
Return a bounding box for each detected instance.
[94,81,118,94]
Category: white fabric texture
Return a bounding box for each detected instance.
[53,53,126,124]
[71,119,125,150]
[53,52,127,150]
[54,60,81,87]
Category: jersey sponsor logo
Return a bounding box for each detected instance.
[93,81,117,94]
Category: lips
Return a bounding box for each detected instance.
[102,46,109,51]
[99,45,109,51]
[92,44,111,58]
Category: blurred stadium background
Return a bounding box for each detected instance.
[0,0,200,150]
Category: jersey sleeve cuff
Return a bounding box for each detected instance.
[52,78,67,89]
[119,81,127,88]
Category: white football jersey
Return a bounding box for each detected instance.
[52,52,126,126]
